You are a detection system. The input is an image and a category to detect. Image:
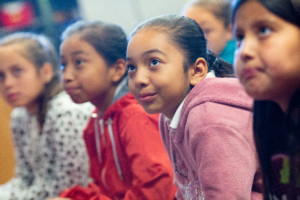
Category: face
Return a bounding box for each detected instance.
[234,0,300,111]
[0,44,47,113]
[127,29,193,119]
[185,5,232,55]
[60,34,116,110]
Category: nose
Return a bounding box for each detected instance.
[3,74,15,89]
[238,37,256,62]
[63,65,75,84]
[134,67,149,89]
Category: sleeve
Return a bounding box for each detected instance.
[117,106,176,200]
[188,108,260,199]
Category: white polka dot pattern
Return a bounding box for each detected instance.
[0,91,94,200]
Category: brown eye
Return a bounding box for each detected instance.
[127,64,136,72]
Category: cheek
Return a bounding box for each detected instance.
[128,78,136,95]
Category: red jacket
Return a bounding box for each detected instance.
[60,93,176,200]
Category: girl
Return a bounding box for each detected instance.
[55,20,176,200]
[126,15,262,199]
[182,0,236,64]
[0,32,93,200]
[233,0,300,199]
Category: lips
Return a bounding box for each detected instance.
[241,67,258,81]
[65,87,80,95]
[137,92,156,103]
[7,92,18,101]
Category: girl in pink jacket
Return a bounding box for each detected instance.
[127,15,262,199]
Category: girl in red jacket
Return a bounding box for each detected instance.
[51,20,176,200]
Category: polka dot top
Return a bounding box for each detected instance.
[0,91,94,200]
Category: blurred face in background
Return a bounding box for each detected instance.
[185,5,233,55]
[234,0,300,111]
[0,44,50,113]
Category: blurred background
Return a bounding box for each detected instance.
[0,0,188,50]
[0,0,188,184]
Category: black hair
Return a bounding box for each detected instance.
[232,1,300,198]
[129,14,233,77]
[0,32,62,128]
[253,90,300,199]
[61,20,128,66]
[232,0,300,27]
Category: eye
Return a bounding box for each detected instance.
[127,64,136,72]
[12,67,22,77]
[258,26,271,36]
[149,58,160,67]
[234,30,244,42]
[203,28,212,36]
[74,59,85,70]
[234,30,244,48]
[0,72,5,82]
[60,63,66,71]
[75,59,83,66]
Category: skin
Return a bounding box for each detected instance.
[60,33,126,113]
[184,5,232,55]
[127,29,207,119]
[0,44,52,114]
[234,0,300,112]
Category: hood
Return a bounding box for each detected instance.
[183,77,253,112]
[175,77,253,142]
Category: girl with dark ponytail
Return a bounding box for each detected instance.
[233,0,300,199]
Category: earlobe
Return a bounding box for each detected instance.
[111,59,127,83]
[189,57,208,86]
[41,63,53,84]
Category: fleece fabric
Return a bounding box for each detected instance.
[159,77,263,200]
[60,93,176,200]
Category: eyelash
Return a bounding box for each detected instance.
[149,58,161,67]
[127,64,136,72]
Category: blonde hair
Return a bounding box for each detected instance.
[0,32,62,128]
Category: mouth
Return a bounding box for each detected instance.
[137,92,156,103]
[7,92,18,101]
[65,87,80,95]
[241,67,259,81]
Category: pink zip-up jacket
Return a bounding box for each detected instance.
[159,78,263,200]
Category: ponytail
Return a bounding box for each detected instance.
[206,50,234,77]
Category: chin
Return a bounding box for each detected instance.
[70,96,87,104]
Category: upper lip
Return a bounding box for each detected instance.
[65,86,79,92]
[7,92,18,98]
[241,66,262,79]
[137,92,156,98]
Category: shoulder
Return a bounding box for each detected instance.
[10,107,33,128]
[11,107,27,120]
[111,93,159,126]
[181,78,253,129]
[186,78,253,111]
[47,91,94,118]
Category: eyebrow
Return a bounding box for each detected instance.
[70,50,89,56]
[127,48,167,61]
[61,50,89,59]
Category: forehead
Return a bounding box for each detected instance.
[128,28,176,53]
[60,34,96,55]
[234,1,274,23]
[0,44,29,62]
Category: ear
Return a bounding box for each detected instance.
[110,59,127,83]
[40,62,53,84]
[189,57,208,86]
